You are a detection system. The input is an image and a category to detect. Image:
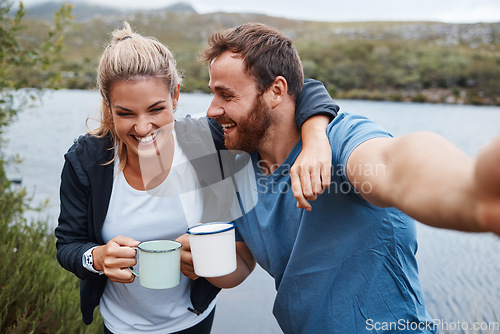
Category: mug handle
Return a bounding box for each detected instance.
[128,267,139,276]
[128,246,139,276]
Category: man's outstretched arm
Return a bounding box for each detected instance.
[347,131,500,235]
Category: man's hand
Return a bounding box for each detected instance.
[475,134,500,236]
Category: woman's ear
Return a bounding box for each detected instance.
[172,83,180,110]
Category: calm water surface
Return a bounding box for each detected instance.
[5,90,500,333]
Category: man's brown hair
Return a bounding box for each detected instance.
[200,23,304,99]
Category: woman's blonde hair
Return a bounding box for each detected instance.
[90,21,182,170]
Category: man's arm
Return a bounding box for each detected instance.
[346,131,483,232]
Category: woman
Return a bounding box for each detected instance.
[55,22,337,333]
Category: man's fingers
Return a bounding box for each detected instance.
[476,134,500,196]
[291,169,311,211]
[474,134,500,235]
[477,199,500,236]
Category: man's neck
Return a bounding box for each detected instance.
[256,107,300,175]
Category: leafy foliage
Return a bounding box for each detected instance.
[0,1,102,332]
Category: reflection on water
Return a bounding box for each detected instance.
[4,91,500,333]
[416,225,500,322]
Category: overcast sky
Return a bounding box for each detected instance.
[20,0,500,23]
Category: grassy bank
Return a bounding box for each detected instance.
[0,181,103,333]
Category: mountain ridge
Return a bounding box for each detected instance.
[24,1,197,21]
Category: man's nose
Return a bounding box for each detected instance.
[207,99,224,119]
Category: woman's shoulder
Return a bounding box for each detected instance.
[67,133,113,154]
[65,133,114,169]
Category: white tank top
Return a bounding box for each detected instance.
[99,129,216,333]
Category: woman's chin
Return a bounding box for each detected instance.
[137,147,159,160]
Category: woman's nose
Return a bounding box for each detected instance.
[134,116,153,135]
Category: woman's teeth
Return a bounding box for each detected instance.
[135,132,157,144]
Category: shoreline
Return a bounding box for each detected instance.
[333,87,500,106]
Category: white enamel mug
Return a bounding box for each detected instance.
[186,222,237,277]
[129,240,182,289]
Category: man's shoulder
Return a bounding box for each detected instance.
[327,112,390,138]
[327,112,369,129]
[326,112,392,164]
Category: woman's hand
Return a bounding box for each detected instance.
[291,115,332,211]
[176,234,199,280]
[92,236,140,283]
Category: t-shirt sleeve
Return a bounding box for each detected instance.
[328,113,392,185]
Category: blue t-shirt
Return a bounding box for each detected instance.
[235,113,435,333]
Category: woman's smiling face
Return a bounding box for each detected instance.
[109,77,178,162]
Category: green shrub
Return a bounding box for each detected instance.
[0,1,102,332]
[0,209,103,333]
[412,93,427,103]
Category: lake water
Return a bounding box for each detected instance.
[4,90,500,333]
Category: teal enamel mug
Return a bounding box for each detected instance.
[129,240,182,289]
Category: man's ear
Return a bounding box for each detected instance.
[267,76,288,108]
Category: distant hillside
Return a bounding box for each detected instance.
[23,1,500,48]
[15,2,500,105]
[25,1,196,21]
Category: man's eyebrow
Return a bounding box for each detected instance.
[211,85,233,93]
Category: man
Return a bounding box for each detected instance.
[197,22,500,333]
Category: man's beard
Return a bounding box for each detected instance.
[224,95,272,153]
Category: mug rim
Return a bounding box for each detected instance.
[138,240,182,253]
[186,222,236,235]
